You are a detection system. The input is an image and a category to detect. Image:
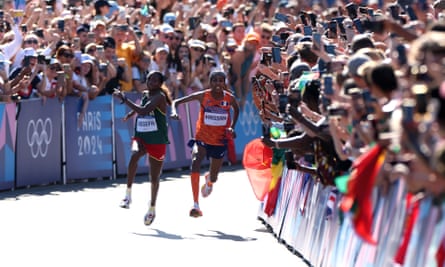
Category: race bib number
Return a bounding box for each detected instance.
[204,112,228,126]
[136,117,158,132]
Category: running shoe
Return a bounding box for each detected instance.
[144,207,156,226]
[201,172,213,198]
[189,207,203,218]
[119,197,131,209]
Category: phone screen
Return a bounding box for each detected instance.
[279,94,288,113]
[312,33,322,48]
[303,26,312,36]
[272,47,281,63]
[323,75,334,95]
[346,3,357,19]
[275,13,289,23]
[353,18,364,34]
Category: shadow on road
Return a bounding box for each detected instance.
[0,164,243,201]
[132,229,191,240]
[195,230,257,242]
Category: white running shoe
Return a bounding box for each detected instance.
[201,173,213,198]
[144,207,156,225]
[119,197,131,209]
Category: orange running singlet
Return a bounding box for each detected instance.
[195,90,233,146]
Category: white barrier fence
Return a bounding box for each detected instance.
[258,167,445,267]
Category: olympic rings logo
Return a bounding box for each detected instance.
[27,118,53,158]
[238,99,260,137]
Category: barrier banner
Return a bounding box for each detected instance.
[114,93,190,176]
[113,93,149,175]
[0,103,16,190]
[64,96,113,179]
[234,94,261,157]
[15,99,62,187]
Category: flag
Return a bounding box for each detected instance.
[264,148,285,216]
[340,144,386,245]
[242,138,273,201]
[394,193,421,264]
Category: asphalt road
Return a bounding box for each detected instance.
[0,164,309,267]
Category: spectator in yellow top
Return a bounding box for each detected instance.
[112,24,142,91]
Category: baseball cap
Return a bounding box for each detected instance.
[81,53,94,64]
[163,12,176,24]
[344,54,371,77]
[159,23,174,34]
[155,45,169,54]
[24,47,38,57]
[188,39,206,50]
[244,32,260,43]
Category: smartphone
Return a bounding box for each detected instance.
[389,5,400,20]
[328,20,338,35]
[402,98,416,123]
[308,13,317,27]
[0,10,4,20]
[272,47,282,63]
[21,24,27,33]
[299,12,308,26]
[271,35,281,44]
[368,8,374,17]
[62,63,70,72]
[220,20,233,28]
[323,75,334,95]
[99,62,108,76]
[279,94,288,113]
[37,54,46,64]
[280,32,290,42]
[312,32,322,48]
[303,26,312,36]
[57,71,65,81]
[396,44,407,66]
[72,37,80,48]
[262,124,271,138]
[358,6,368,14]
[87,32,96,42]
[188,17,199,30]
[346,3,358,19]
[74,50,82,62]
[23,56,31,68]
[275,13,289,23]
[353,18,365,34]
[57,19,65,32]
[46,6,53,15]
[325,44,336,55]
[406,5,418,21]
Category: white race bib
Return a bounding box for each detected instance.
[136,117,158,132]
[204,112,228,126]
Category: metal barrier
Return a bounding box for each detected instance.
[258,167,445,266]
[0,92,262,190]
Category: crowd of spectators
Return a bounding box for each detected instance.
[0,0,445,198]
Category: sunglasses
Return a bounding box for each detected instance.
[49,65,61,71]
[63,53,74,58]
[87,48,96,53]
[25,39,38,44]
[192,47,204,52]
[164,35,174,40]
